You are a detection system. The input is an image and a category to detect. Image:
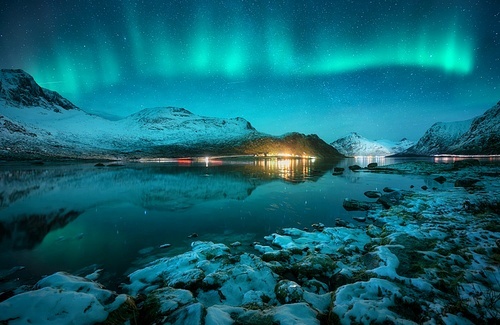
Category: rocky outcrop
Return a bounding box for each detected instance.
[0,69,78,111]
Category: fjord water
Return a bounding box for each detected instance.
[0,157,442,290]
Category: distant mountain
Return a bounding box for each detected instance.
[330,132,414,156]
[0,69,343,160]
[399,101,500,156]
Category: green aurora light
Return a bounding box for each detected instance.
[20,1,476,97]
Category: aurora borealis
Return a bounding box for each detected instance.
[1,0,499,141]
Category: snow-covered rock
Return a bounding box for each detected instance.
[331,132,413,156]
[0,69,343,160]
[0,272,135,325]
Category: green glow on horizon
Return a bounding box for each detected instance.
[26,3,476,98]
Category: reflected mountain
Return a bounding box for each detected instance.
[0,159,335,250]
[0,209,81,250]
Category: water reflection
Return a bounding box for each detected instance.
[252,158,323,183]
[0,159,335,251]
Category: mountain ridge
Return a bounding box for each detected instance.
[398,101,500,156]
[0,69,342,160]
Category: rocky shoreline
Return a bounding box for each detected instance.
[1,160,499,324]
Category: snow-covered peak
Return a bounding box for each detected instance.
[124,106,256,133]
[129,106,193,120]
[0,69,78,111]
[330,132,413,156]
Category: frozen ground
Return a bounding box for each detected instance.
[0,160,499,324]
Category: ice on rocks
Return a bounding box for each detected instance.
[273,303,320,325]
[0,272,132,325]
[333,278,412,325]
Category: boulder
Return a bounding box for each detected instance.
[367,162,378,169]
[275,280,304,304]
[293,254,336,280]
[377,191,406,209]
[0,272,136,325]
[454,178,480,188]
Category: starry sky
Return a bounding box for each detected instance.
[1,0,499,142]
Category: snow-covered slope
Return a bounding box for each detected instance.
[330,132,413,156]
[402,119,473,156]
[0,69,342,160]
[400,101,500,156]
[448,101,500,154]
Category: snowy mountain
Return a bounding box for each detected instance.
[400,101,500,156]
[401,120,473,156]
[448,101,500,154]
[0,69,342,160]
[330,132,414,156]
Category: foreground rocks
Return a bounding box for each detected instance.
[1,160,499,324]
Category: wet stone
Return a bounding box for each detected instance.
[343,199,378,211]
[348,165,362,171]
[454,178,480,188]
[364,190,382,199]
[434,176,447,184]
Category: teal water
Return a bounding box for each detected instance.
[0,157,452,291]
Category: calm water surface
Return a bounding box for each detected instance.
[0,157,458,290]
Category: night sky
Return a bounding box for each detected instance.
[1,0,499,142]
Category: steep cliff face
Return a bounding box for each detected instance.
[0,69,78,111]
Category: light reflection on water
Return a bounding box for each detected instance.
[0,156,496,291]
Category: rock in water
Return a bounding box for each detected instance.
[364,190,382,199]
[332,167,345,175]
[367,162,378,169]
[433,176,447,184]
[453,159,480,169]
[343,199,378,211]
[454,178,480,188]
[348,165,362,171]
